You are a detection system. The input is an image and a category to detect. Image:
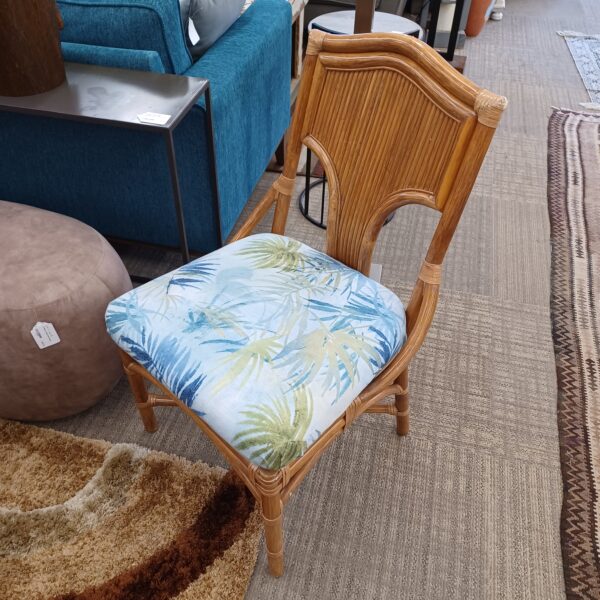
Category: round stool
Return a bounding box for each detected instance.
[0,201,132,421]
[308,10,423,38]
[299,12,423,229]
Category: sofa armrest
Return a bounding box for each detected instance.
[184,0,291,99]
[182,0,292,237]
[61,42,166,72]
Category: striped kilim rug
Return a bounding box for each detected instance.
[0,420,261,600]
[548,108,600,598]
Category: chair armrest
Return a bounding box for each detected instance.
[369,275,441,393]
[231,174,296,241]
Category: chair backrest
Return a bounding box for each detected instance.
[283,31,506,276]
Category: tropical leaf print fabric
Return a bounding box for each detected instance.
[106,234,406,469]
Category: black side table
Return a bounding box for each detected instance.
[0,62,220,265]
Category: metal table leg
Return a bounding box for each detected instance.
[298,148,328,229]
[164,129,191,264]
[129,86,220,277]
[297,147,394,229]
[204,87,223,247]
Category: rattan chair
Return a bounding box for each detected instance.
[109,30,506,576]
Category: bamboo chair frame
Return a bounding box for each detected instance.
[119,31,506,577]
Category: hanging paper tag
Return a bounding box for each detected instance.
[31,322,61,349]
[188,19,200,45]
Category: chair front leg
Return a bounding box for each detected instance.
[254,469,285,577]
[119,351,157,433]
[395,368,409,436]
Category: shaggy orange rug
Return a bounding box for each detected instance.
[0,420,261,600]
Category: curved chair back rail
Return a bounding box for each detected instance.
[287,31,504,273]
[121,30,506,577]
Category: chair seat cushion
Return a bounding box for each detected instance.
[106,234,406,469]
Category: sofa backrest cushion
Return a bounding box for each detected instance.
[57,0,192,74]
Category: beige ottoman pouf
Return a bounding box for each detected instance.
[0,201,132,420]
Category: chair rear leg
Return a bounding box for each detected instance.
[395,368,409,436]
[120,352,157,433]
[255,470,285,576]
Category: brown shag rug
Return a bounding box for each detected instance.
[0,420,261,600]
[548,108,600,597]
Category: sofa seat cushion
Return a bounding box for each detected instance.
[106,234,406,469]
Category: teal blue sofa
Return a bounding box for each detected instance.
[0,0,291,253]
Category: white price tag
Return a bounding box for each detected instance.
[31,322,61,349]
[137,112,172,126]
[188,19,200,45]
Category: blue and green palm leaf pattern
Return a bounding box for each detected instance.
[238,236,307,272]
[182,306,248,340]
[165,260,215,293]
[105,233,406,469]
[121,331,206,410]
[105,293,153,337]
[212,335,284,392]
[232,387,314,469]
[275,322,378,397]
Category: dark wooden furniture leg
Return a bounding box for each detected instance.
[354,0,377,33]
[275,138,286,166]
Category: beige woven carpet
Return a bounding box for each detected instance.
[36,0,600,597]
[0,420,261,600]
[548,108,600,598]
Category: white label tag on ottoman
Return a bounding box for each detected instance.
[31,322,60,349]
